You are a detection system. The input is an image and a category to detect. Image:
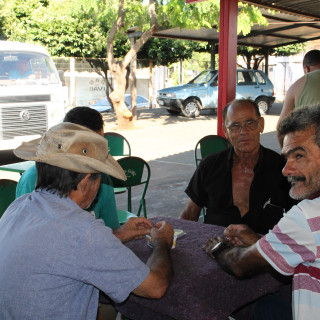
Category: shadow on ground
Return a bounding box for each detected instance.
[114,149,195,219]
[103,107,217,127]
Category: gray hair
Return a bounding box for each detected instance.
[278,105,320,147]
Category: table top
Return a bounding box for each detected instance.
[115,216,286,320]
[0,161,34,174]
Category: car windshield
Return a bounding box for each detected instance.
[0,52,60,85]
[188,70,218,85]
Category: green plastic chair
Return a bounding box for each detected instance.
[104,132,131,194]
[110,156,151,224]
[194,135,231,167]
[0,179,18,218]
[104,132,131,157]
[194,135,230,221]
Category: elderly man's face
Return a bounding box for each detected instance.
[223,102,264,154]
[282,127,320,200]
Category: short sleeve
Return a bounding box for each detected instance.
[76,219,149,303]
[185,163,206,208]
[257,202,317,276]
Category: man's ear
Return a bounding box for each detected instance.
[304,65,311,74]
[77,174,92,196]
[259,117,265,133]
[222,123,229,140]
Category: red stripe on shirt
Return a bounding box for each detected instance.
[307,216,320,232]
[294,264,320,280]
[259,235,294,274]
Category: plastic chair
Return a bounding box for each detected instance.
[104,132,131,194]
[194,135,230,222]
[0,179,18,218]
[194,135,231,167]
[110,157,151,224]
[104,132,131,157]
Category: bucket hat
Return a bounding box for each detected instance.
[14,122,126,181]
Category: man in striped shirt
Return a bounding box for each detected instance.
[203,104,320,320]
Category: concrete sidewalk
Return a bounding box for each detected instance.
[106,103,283,219]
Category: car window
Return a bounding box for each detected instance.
[255,71,267,85]
[210,74,218,86]
[137,96,147,103]
[189,70,217,85]
[237,71,256,85]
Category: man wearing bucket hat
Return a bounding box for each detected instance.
[0,122,174,319]
[16,106,120,230]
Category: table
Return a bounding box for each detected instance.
[115,216,287,320]
[0,161,34,175]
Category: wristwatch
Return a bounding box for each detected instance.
[211,241,229,258]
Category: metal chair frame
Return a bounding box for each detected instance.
[110,156,151,224]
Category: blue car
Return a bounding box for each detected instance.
[90,94,150,113]
[157,69,275,117]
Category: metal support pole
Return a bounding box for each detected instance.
[217,0,238,136]
[210,41,216,70]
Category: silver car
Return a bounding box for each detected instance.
[157,69,275,117]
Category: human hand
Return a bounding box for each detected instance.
[114,217,152,243]
[224,224,260,247]
[202,236,230,259]
[150,221,174,249]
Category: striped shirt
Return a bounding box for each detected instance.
[257,197,320,320]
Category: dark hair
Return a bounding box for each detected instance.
[63,107,104,132]
[222,99,261,122]
[303,50,320,67]
[35,162,100,197]
[278,105,320,148]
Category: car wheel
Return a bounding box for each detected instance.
[166,109,181,116]
[255,97,270,115]
[182,99,201,117]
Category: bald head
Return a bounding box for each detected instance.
[222,99,261,123]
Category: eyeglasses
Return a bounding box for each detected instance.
[226,118,261,133]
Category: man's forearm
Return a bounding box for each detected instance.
[147,241,173,285]
[180,200,201,221]
[133,240,173,299]
[215,245,268,278]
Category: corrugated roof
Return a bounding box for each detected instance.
[154,1,320,49]
[244,0,320,19]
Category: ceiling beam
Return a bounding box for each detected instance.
[243,1,320,20]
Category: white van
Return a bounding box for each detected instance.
[0,41,65,151]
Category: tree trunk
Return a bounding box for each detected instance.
[109,63,134,130]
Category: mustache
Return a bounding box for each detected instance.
[287,176,306,183]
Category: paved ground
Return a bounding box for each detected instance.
[1,103,283,219]
[102,103,283,219]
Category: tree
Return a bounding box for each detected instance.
[237,43,305,70]
[1,0,268,128]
